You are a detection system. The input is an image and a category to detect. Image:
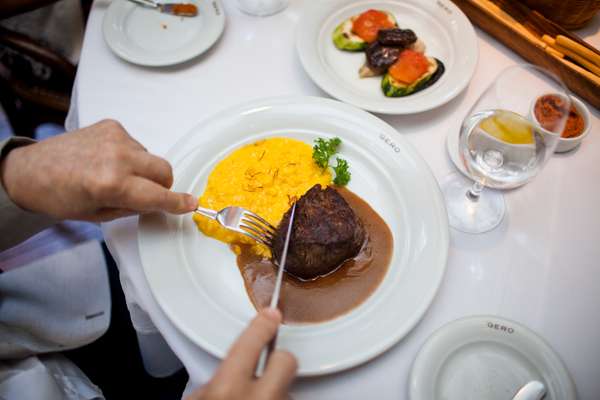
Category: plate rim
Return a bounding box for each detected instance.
[446,128,470,178]
[409,314,577,400]
[138,95,450,375]
[102,0,226,67]
[295,0,479,115]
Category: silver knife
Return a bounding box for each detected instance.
[127,0,198,17]
[255,202,296,376]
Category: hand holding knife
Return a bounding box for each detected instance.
[255,202,296,376]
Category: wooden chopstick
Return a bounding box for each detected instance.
[468,0,600,86]
[473,1,568,59]
[543,44,564,59]
[542,35,600,77]
[547,52,600,86]
[475,0,543,47]
[556,35,600,68]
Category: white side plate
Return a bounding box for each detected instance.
[137,96,449,375]
[410,316,576,400]
[103,0,225,66]
[296,0,478,114]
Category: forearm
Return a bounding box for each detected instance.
[0,138,56,251]
[0,0,60,19]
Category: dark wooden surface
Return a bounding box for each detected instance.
[451,0,600,111]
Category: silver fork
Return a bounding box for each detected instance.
[194,206,277,247]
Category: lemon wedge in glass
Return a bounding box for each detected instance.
[480,111,534,145]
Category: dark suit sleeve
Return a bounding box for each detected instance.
[0,137,56,251]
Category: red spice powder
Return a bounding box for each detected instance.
[562,106,585,138]
[534,94,584,138]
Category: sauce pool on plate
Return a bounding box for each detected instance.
[235,187,393,324]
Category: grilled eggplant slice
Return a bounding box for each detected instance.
[377,28,417,48]
[359,42,401,77]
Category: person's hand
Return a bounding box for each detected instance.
[187,308,297,400]
[0,119,196,221]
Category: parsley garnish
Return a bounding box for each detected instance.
[332,158,351,186]
[313,137,341,169]
[312,137,351,186]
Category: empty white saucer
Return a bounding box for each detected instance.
[409,316,576,400]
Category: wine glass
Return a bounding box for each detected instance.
[442,64,571,234]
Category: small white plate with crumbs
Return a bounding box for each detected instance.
[103,0,225,66]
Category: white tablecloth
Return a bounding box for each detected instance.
[71,1,600,398]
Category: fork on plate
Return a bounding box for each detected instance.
[194,206,277,247]
[127,0,198,17]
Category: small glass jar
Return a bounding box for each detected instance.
[236,0,289,17]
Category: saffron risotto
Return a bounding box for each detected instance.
[193,137,332,256]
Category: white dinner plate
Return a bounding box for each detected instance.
[296,0,478,115]
[137,96,449,375]
[103,0,225,66]
[410,316,576,400]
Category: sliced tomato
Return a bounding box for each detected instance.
[352,9,395,43]
[388,49,429,84]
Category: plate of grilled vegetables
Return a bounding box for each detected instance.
[296,0,478,114]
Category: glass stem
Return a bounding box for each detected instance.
[466,181,484,202]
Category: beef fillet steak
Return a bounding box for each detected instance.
[271,184,366,280]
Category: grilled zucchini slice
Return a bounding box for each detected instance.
[332,13,397,52]
[381,57,445,97]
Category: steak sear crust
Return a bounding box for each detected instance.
[272,184,366,280]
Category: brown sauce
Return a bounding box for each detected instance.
[235,187,393,324]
